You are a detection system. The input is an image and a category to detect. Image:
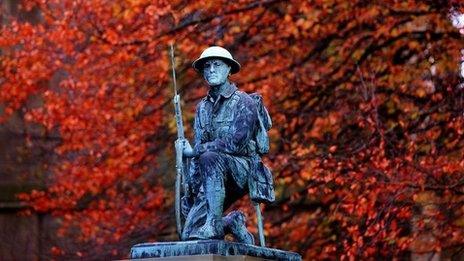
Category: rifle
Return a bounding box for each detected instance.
[170,44,188,239]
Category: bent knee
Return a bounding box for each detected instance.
[199,151,222,168]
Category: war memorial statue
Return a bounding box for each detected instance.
[130,46,301,260]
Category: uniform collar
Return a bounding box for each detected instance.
[207,82,237,102]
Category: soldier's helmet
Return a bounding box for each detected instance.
[192,46,241,74]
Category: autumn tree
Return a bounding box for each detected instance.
[1,0,464,259]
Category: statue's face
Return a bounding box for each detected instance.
[203,59,231,87]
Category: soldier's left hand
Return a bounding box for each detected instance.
[175,138,195,158]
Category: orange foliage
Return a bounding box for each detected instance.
[1,0,464,259]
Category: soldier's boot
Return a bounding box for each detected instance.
[223,211,255,245]
[192,173,225,239]
[193,216,224,239]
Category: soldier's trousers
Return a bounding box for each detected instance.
[181,151,251,240]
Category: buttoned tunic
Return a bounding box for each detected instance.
[188,82,259,192]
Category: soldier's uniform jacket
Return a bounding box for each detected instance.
[189,82,275,203]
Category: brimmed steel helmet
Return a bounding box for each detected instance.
[192,46,241,74]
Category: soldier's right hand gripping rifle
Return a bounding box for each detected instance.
[170,44,194,239]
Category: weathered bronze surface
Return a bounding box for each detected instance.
[176,47,274,243]
[131,46,300,261]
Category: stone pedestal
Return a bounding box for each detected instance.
[130,240,301,261]
[127,254,268,260]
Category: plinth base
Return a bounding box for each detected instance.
[130,240,301,261]
[127,254,269,260]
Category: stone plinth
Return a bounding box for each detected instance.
[126,254,268,260]
[130,240,301,261]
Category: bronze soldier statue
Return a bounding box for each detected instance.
[130,46,300,260]
[175,46,274,244]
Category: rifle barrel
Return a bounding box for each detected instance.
[170,43,185,239]
[170,44,178,96]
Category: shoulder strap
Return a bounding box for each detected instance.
[249,93,272,130]
[249,92,272,154]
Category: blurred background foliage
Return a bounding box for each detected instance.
[1,0,464,260]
